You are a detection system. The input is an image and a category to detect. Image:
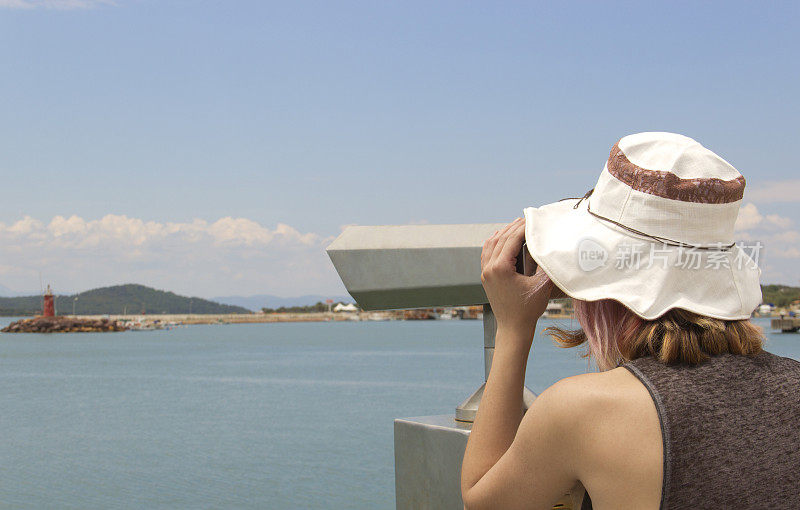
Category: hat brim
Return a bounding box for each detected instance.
[524,199,762,320]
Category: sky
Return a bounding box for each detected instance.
[0,0,798,298]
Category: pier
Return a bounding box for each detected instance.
[772,318,800,333]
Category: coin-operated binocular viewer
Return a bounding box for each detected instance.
[327,224,537,510]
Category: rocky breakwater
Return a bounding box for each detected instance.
[1,316,125,333]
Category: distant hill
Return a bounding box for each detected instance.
[761,284,800,308]
[0,284,251,316]
[0,283,28,297]
[212,294,353,312]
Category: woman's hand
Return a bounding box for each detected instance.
[481,218,554,345]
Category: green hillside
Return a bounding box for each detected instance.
[2,283,797,317]
[0,284,251,316]
[0,295,44,316]
[761,284,800,308]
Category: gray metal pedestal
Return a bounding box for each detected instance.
[394,415,472,510]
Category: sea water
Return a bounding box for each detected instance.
[0,317,794,509]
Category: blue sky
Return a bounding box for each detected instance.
[0,0,798,297]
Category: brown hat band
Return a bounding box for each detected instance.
[607,143,745,204]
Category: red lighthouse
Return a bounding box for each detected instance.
[42,285,55,317]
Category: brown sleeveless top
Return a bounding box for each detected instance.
[582,350,800,509]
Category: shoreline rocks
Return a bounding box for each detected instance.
[1,316,125,333]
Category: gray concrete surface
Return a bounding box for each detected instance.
[394,415,472,510]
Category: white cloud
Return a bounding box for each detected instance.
[746,179,800,203]
[734,203,763,231]
[771,230,800,244]
[732,203,799,281]
[0,214,342,297]
[771,247,800,259]
[765,214,793,229]
[0,0,29,7]
[0,0,113,9]
[0,214,324,250]
[734,203,793,232]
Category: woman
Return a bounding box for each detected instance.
[460,132,800,509]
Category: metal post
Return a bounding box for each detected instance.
[483,303,495,380]
[455,304,536,422]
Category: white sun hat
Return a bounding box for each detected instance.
[524,132,761,320]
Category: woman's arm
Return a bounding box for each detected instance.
[460,218,579,509]
[459,326,534,495]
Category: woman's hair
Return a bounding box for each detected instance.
[539,277,764,371]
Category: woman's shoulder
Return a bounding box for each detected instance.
[530,368,661,463]
[526,369,663,507]
[537,367,654,418]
